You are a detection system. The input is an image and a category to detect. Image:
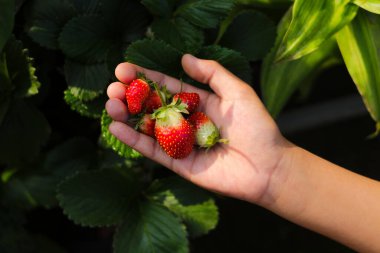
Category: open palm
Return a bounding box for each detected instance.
[106,54,289,204]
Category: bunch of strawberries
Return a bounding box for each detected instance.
[124,73,227,159]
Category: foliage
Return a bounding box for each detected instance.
[1,0,380,252]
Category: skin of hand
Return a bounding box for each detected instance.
[105,54,291,205]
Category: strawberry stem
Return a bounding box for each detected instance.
[153,81,167,107]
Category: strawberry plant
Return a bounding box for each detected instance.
[1,0,380,252]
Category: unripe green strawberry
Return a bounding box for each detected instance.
[188,112,227,148]
[152,102,194,159]
[125,79,150,115]
[173,92,200,114]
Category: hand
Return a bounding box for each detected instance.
[106,54,290,204]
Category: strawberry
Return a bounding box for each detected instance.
[136,114,155,138]
[188,112,227,148]
[173,92,200,114]
[125,78,150,115]
[152,101,194,159]
[144,90,162,113]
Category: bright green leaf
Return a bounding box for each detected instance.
[148,176,218,237]
[164,196,218,237]
[3,36,41,98]
[125,39,182,77]
[352,0,380,14]
[276,0,358,61]
[100,110,142,159]
[27,0,76,50]
[64,60,110,92]
[197,45,252,84]
[141,0,176,17]
[175,0,234,28]
[57,169,139,227]
[261,10,337,117]
[59,15,114,63]
[336,11,380,127]
[0,99,50,164]
[113,201,189,253]
[0,0,15,52]
[64,89,106,118]
[219,10,276,61]
[67,86,101,101]
[151,18,204,53]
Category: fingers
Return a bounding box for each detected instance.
[105,98,129,123]
[109,121,173,168]
[107,82,127,100]
[181,54,253,99]
[114,62,210,101]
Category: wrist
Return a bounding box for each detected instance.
[256,140,301,209]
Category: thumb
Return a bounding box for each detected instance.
[181,54,253,99]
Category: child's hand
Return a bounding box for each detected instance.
[105,54,290,204]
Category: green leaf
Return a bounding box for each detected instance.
[151,18,204,53]
[197,45,252,84]
[64,59,110,92]
[9,137,96,208]
[125,39,182,77]
[67,86,102,101]
[148,176,218,237]
[0,0,15,52]
[44,137,95,178]
[275,0,358,61]
[219,10,276,61]
[163,196,218,237]
[141,0,176,17]
[27,0,76,50]
[3,36,41,98]
[336,11,380,125]
[64,88,106,118]
[101,0,150,43]
[113,201,189,253]
[352,0,380,14]
[57,169,139,227]
[100,109,142,159]
[148,176,211,205]
[70,0,101,14]
[261,9,337,117]
[235,0,293,7]
[59,15,115,63]
[175,0,234,28]
[106,43,124,76]
[0,99,50,164]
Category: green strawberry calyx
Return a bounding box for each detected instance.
[152,99,189,126]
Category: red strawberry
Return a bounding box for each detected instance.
[152,103,194,159]
[188,112,227,148]
[173,92,200,114]
[125,79,150,115]
[136,114,155,138]
[144,90,162,113]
